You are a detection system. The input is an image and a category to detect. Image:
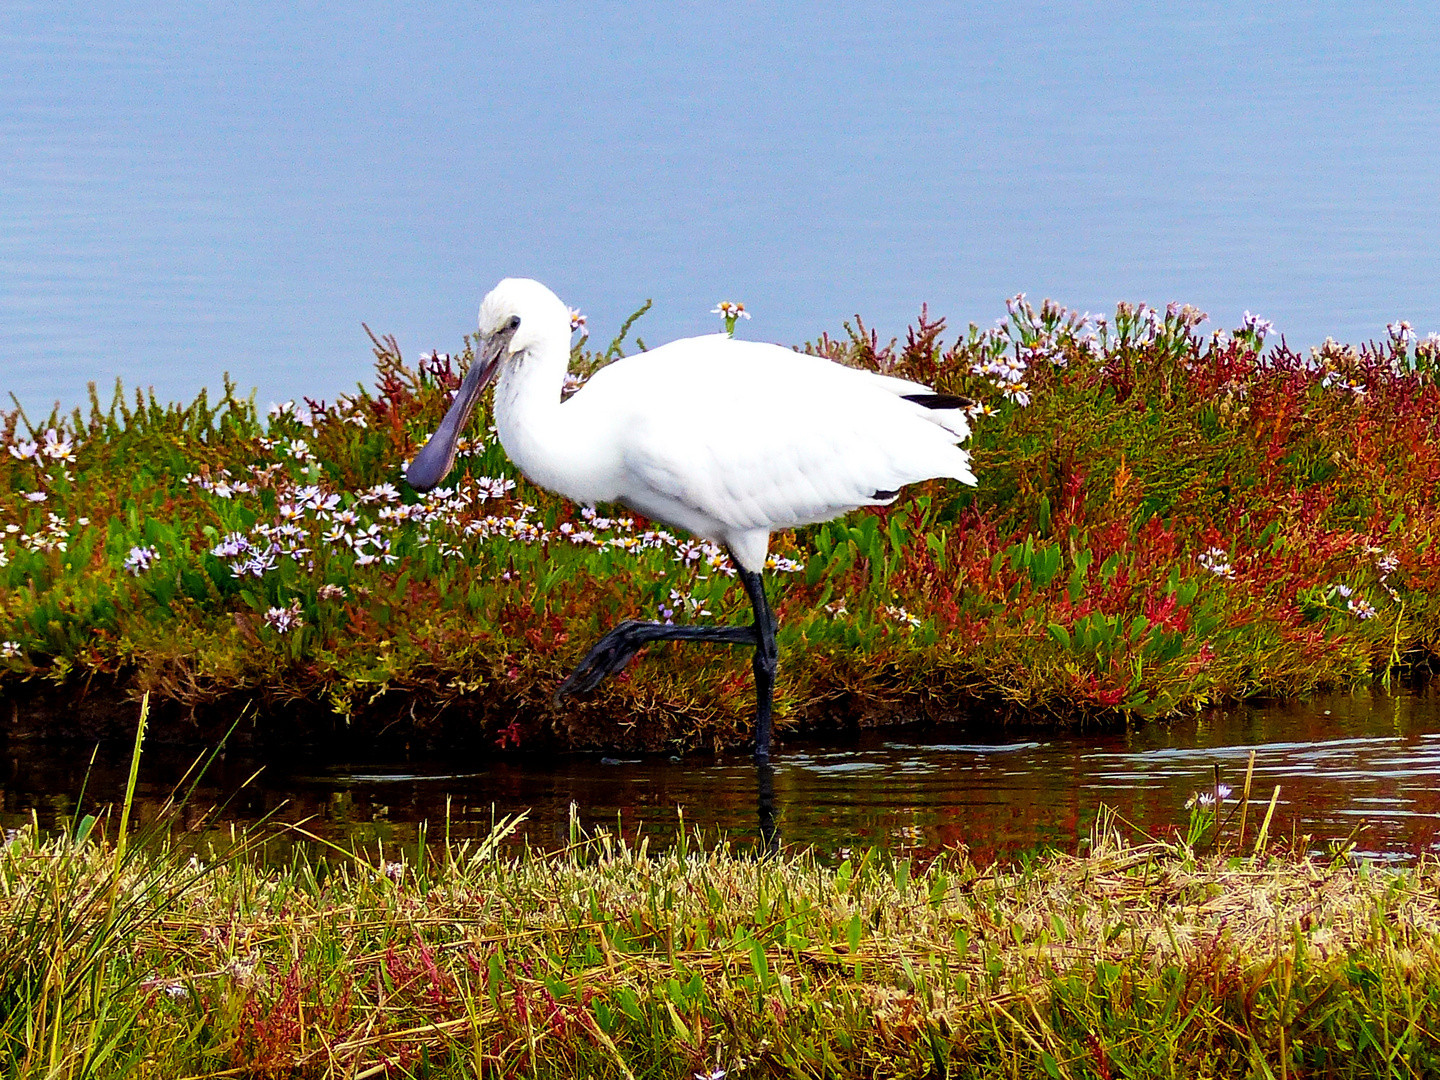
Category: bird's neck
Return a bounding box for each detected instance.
[493,337,606,501]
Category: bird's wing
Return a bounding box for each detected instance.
[592,334,939,397]
[584,334,970,437]
[595,338,975,533]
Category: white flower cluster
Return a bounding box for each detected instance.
[1241,311,1276,339]
[0,641,20,659]
[1332,583,1376,620]
[568,308,588,334]
[1374,548,1401,603]
[254,515,316,560]
[1320,370,1368,395]
[139,978,189,999]
[711,301,750,322]
[562,506,671,549]
[671,537,718,563]
[8,428,76,464]
[473,476,516,500]
[1197,547,1235,579]
[1387,320,1417,347]
[971,348,1033,408]
[561,372,588,400]
[555,511,805,582]
[170,439,812,595]
[1310,328,1435,389]
[1003,293,1106,363]
[267,400,315,427]
[967,293,1115,409]
[882,603,921,628]
[1185,783,1232,810]
[263,601,304,633]
[180,468,256,499]
[211,532,277,578]
[660,587,712,624]
[205,472,536,579]
[357,482,401,504]
[1075,299,1206,356]
[11,513,76,555]
[1124,303,1163,342]
[277,437,314,463]
[456,501,546,551]
[124,545,159,575]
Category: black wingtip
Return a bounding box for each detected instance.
[872,489,900,500]
[902,393,976,410]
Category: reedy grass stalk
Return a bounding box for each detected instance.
[106,691,147,910]
[0,705,268,1078]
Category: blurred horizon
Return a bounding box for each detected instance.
[4,2,1438,413]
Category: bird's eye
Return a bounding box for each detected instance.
[507,315,521,331]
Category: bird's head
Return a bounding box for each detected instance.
[407,278,569,491]
[477,277,570,358]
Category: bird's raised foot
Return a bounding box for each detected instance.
[555,620,758,704]
[554,620,653,702]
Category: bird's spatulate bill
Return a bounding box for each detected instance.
[406,342,501,491]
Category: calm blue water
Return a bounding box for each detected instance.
[4,2,1440,412]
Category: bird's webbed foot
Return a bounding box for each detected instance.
[555,620,654,701]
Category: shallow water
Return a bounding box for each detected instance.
[4,689,1440,863]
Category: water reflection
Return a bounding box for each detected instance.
[2,689,1439,863]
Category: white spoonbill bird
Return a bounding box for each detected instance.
[407,279,977,763]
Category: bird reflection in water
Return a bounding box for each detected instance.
[757,762,779,855]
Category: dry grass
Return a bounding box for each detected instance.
[1,794,1438,1078]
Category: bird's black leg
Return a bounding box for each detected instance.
[738,568,778,764]
[555,620,756,700]
[556,564,779,764]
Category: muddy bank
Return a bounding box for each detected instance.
[0,673,1044,755]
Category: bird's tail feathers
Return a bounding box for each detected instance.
[943,449,978,487]
[929,410,971,440]
[900,395,972,440]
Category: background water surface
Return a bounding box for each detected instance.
[4,2,1440,412]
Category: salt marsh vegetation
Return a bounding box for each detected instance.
[2,301,1438,749]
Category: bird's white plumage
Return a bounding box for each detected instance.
[465,279,976,571]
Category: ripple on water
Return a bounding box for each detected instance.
[2,691,1439,862]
